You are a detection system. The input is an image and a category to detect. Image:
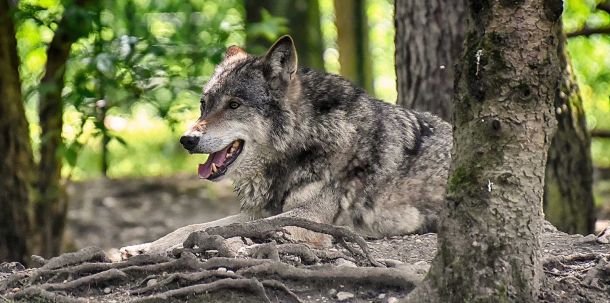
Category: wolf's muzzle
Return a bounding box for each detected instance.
[180,135,199,151]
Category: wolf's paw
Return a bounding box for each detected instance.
[119,243,153,260]
[120,241,180,260]
[284,226,332,248]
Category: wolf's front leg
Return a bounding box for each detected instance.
[120,214,247,259]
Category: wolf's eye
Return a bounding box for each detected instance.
[229,101,240,109]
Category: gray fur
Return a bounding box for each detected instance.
[120,36,451,257]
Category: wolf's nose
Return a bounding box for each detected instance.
[180,135,199,150]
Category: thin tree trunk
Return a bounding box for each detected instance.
[0,0,35,263]
[36,0,95,257]
[394,0,466,121]
[244,0,324,70]
[334,0,373,93]
[543,35,595,235]
[407,0,562,301]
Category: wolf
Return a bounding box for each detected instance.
[120,35,452,258]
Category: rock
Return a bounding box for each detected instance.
[0,262,25,273]
[328,288,337,296]
[378,293,386,299]
[217,267,227,272]
[579,234,597,243]
[146,279,158,287]
[596,227,610,244]
[103,287,111,294]
[335,258,357,268]
[227,270,235,274]
[30,255,46,268]
[387,297,399,303]
[336,291,354,301]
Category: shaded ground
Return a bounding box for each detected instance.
[64,175,239,253]
[1,176,609,302]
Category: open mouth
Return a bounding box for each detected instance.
[198,140,244,180]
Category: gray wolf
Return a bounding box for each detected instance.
[120,35,452,258]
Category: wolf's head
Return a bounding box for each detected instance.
[180,36,300,181]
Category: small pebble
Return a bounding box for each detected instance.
[146,279,158,287]
[387,297,399,303]
[11,287,20,292]
[103,287,111,294]
[328,288,337,296]
[336,291,354,301]
[378,293,386,299]
[227,270,235,274]
[217,267,227,272]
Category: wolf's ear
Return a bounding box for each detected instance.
[264,35,298,82]
[224,45,247,62]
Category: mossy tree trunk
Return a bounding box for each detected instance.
[394,0,595,235]
[394,0,467,121]
[334,0,374,93]
[543,34,595,235]
[36,0,96,257]
[244,0,324,70]
[406,0,562,301]
[0,0,35,263]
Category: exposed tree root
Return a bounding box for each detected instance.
[261,279,303,303]
[237,261,420,289]
[129,270,244,295]
[9,286,86,303]
[130,278,271,303]
[250,242,281,261]
[42,268,128,291]
[3,218,412,302]
[205,217,384,267]
[183,233,236,257]
[41,247,110,271]
[276,243,319,264]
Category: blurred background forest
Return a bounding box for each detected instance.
[1,0,610,261]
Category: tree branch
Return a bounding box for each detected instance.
[591,129,610,138]
[597,1,610,15]
[566,26,610,38]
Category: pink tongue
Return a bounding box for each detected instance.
[198,145,231,179]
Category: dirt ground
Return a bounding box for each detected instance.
[1,176,609,302]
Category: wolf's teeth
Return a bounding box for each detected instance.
[232,141,240,148]
[211,163,218,173]
[227,152,233,158]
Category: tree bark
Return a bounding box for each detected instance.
[36,0,96,257]
[406,0,562,301]
[543,34,595,235]
[0,0,35,263]
[394,0,467,121]
[334,0,374,93]
[244,0,324,70]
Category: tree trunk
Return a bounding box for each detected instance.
[394,0,594,236]
[394,0,467,121]
[36,0,95,257]
[407,0,562,301]
[244,0,324,70]
[543,34,595,235]
[0,0,35,263]
[334,0,373,93]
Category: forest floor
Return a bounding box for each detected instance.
[1,176,610,302]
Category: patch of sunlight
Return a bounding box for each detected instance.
[319,0,340,75]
